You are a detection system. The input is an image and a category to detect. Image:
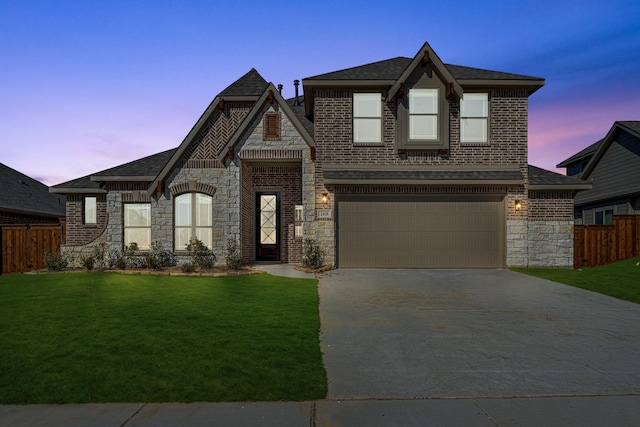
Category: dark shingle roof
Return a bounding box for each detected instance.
[219,68,269,97]
[52,148,177,191]
[528,165,590,188]
[304,57,542,81]
[286,96,314,137]
[0,163,66,218]
[618,121,640,134]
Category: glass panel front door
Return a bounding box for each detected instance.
[256,192,280,261]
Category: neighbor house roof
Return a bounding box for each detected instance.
[556,140,603,168]
[50,149,177,193]
[0,163,66,218]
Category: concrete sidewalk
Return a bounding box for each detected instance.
[3,396,640,426]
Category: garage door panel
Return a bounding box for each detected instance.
[338,197,504,268]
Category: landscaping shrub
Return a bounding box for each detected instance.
[43,249,68,272]
[79,255,95,271]
[181,262,196,273]
[186,238,216,270]
[225,238,242,271]
[302,238,325,269]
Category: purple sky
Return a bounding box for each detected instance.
[2,1,639,186]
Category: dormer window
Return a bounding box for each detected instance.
[460,93,489,144]
[409,88,438,140]
[353,93,382,144]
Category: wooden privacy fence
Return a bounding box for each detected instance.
[0,222,66,274]
[574,215,640,268]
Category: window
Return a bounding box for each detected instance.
[409,88,438,140]
[84,196,97,224]
[124,204,151,250]
[294,205,303,238]
[263,113,280,140]
[594,209,613,225]
[353,93,382,144]
[175,193,213,250]
[461,93,488,144]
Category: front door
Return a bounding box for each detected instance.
[256,192,280,261]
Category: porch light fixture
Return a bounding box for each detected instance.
[322,193,328,204]
[515,200,522,211]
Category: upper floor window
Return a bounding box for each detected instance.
[353,93,382,144]
[460,93,488,144]
[409,88,438,140]
[175,193,213,251]
[124,203,151,250]
[84,196,97,225]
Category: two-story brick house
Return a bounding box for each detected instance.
[51,42,587,268]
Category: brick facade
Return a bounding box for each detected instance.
[65,194,107,246]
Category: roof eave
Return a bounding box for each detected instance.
[49,187,107,194]
[458,79,545,95]
[90,176,155,182]
[0,206,65,219]
[325,178,523,186]
[528,184,592,191]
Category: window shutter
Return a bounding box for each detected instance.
[264,113,280,140]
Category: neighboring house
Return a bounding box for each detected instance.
[0,163,66,225]
[51,42,588,268]
[557,121,640,225]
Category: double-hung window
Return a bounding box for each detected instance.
[461,93,488,144]
[84,196,97,224]
[409,88,438,140]
[124,203,151,250]
[353,93,382,144]
[175,193,213,250]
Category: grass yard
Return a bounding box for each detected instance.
[512,257,640,304]
[0,272,327,404]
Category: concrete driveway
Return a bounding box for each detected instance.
[319,269,640,400]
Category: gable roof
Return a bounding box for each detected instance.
[302,42,544,116]
[527,165,592,190]
[1,163,66,218]
[578,121,640,180]
[148,70,269,195]
[50,149,177,193]
[218,83,315,159]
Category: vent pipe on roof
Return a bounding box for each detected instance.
[293,80,301,106]
[277,84,283,95]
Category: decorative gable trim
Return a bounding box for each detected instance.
[386,42,463,102]
[168,181,217,197]
[218,83,315,161]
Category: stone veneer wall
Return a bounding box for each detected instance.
[237,104,314,264]
[526,191,575,268]
[313,88,530,267]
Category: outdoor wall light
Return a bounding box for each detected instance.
[322,193,328,204]
[515,200,522,211]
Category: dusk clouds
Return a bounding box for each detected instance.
[1,0,638,184]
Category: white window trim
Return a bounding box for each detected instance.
[460,93,489,145]
[174,193,213,250]
[408,88,439,141]
[84,196,97,225]
[353,93,382,144]
[124,203,151,250]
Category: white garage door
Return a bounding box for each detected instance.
[337,196,505,268]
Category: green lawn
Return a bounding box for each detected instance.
[512,257,640,304]
[0,272,327,404]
